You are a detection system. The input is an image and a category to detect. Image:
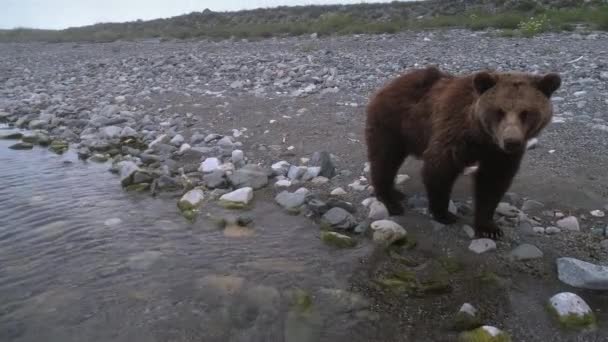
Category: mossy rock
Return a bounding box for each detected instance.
[458,326,512,342]
[9,142,34,150]
[320,231,357,248]
[0,132,23,140]
[49,140,69,154]
[182,209,198,222]
[546,303,597,331]
[292,288,313,313]
[126,183,150,192]
[453,311,483,332]
[219,201,248,210]
[21,135,38,144]
[439,256,464,274]
[388,249,420,267]
[392,234,417,250]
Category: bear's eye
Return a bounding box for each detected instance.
[520,110,532,122]
[495,109,505,119]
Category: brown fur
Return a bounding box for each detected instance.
[365,66,561,238]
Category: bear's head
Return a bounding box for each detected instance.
[473,71,561,154]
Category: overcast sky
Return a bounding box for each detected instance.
[1,0,403,30]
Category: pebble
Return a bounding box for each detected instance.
[219,187,254,206]
[178,143,191,153]
[170,134,184,146]
[458,326,511,342]
[556,216,580,231]
[370,220,407,244]
[275,190,307,210]
[331,187,347,196]
[231,149,244,165]
[522,199,544,212]
[275,179,292,188]
[311,176,329,184]
[310,151,336,179]
[548,292,596,329]
[557,257,608,290]
[468,238,497,254]
[287,165,306,180]
[462,225,475,239]
[104,218,122,226]
[509,243,543,261]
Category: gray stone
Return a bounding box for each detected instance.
[556,216,580,231]
[557,257,608,290]
[321,207,357,230]
[220,187,254,206]
[546,226,562,235]
[28,119,47,130]
[287,165,306,180]
[522,199,544,212]
[120,126,137,138]
[0,132,23,140]
[310,151,336,179]
[601,240,608,250]
[368,200,389,221]
[152,175,181,192]
[177,189,205,211]
[204,133,222,143]
[271,161,291,176]
[132,170,154,184]
[302,166,321,181]
[275,190,307,210]
[307,198,330,216]
[496,202,519,218]
[462,225,475,239]
[548,292,596,329]
[100,125,122,140]
[228,164,269,190]
[151,143,177,155]
[509,244,543,261]
[200,157,221,173]
[170,134,184,146]
[190,132,206,145]
[231,149,244,165]
[203,170,227,189]
[8,142,33,150]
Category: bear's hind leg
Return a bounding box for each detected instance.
[474,153,523,239]
[422,158,462,225]
[367,134,408,215]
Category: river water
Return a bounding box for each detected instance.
[0,127,385,342]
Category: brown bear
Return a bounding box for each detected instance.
[365,66,561,238]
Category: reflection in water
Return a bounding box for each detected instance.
[0,135,381,342]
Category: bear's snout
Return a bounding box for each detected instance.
[500,125,525,153]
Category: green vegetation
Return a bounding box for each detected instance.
[1,2,607,43]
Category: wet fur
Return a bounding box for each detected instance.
[365,66,560,238]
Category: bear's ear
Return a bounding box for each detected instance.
[473,72,497,95]
[535,73,561,98]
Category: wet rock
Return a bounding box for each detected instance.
[177,189,205,211]
[320,231,356,248]
[271,161,290,176]
[200,157,221,173]
[0,132,23,140]
[132,170,154,184]
[310,151,336,178]
[8,142,33,150]
[509,244,543,261]
[140,153,161,165]
[220,187,254,208]
[203,170,227,189]
[368,200,389,222]
[370,220,407,244]
[590,209,605,217]
[275,190,307,211]
[104,218,122,226]
[28,119,47,130]
[458,326,511,342]
[521,199,544,212]
[228,164,269,190]
[151,142,177,155]
[557,257,608,290]
[468,239,497,254]
[556,216,580,231]
[321,207,357,230]
[120,126,137,138]
[306,198,330,216]
[89,153,108,162]
[326,199,356,213]
[548,292,596,329]
[354,219,371,234]
[126,251,162,271]
[453,303,482,331]
[151,175,181,192]
[118,160,140,186]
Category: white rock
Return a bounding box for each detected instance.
[468,238,497,254]
[395,174,410,184]
[200,157,221,173]
[120,126,137,137]
[556,216,580,231]
[549,292,595,328]
[368,200,389,221]
[480,326,503,337]
[459,303,477,316]
[533,226,546,234]
[331,187,347,196]
[178,189,205,210]
[149,134,167,148]
[361,197,375,208]
[574,91,587,97]
[295,187,310,196]
[271,161,290,176]
[348,180,367,191]
[220,187,254,205]
[114,95,126,103]
[590,210,605,217]
[545,226,561,235]
[526,137,538,149]
[303,166,321,181]
[101,125,122,140]
[275,179,292,188]
[370,220,407,244]
[557,257,608,290]
[463,165,478,175]
[179,143,191,153]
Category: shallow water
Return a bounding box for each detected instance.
[0,129,382,342]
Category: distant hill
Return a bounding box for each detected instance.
[1,0,606,43]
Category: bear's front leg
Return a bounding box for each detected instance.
[422,157,462,225]
[474,152,523,239]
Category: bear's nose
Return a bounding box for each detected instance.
[503,139,523,153]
